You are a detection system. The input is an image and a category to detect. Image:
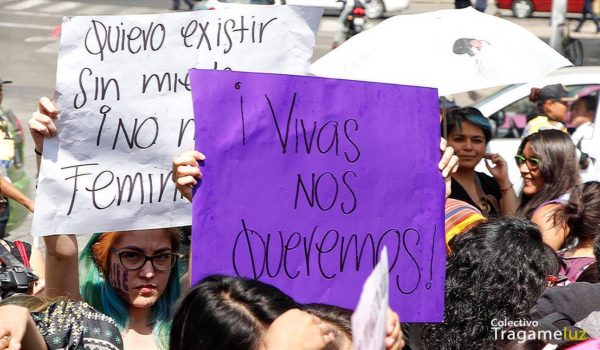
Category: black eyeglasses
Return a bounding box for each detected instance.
[111,248,180,271]
[514,154,541,169]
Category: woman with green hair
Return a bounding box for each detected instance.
[30,97,185,350]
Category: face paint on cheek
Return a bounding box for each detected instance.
[122,269,129,292]
[115,263,121,289]
[109,262,117,288]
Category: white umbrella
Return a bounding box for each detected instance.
[310,7,572,96]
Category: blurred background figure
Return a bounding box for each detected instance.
[0,78,33,237]
[524,84,577,137]
[571,95,597,147]
[573,0,600,33]
[171,0,194,10]
[571,95,598,182]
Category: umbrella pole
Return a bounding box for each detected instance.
[441,96,448,139]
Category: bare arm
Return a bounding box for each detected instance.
[484,153,519,215]
[29,97,80,300]
[42,235,81,300]
[531,203,568,251]
[499,186,519,216]
[0,177,34,212]
[0,305,48,350]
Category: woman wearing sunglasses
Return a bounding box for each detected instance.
[30,98,184,350]
[516,129,580,250]
[444,107,519,217]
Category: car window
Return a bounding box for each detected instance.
[218,0,275,4]
[491,84,600,139]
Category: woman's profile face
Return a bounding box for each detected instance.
[447,120,486,171]
[108,229,174,309]
[518,142,545,196]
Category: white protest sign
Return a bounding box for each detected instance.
[32,6,323,236]
[352,247,389,350]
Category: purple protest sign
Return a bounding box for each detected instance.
[189,69,445,322]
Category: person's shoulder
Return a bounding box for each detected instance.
[526,115,548,125]
[531,282,600,321]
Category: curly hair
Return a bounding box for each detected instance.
[420,218,559,350]
[516,130,579,219]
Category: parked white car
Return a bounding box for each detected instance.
[202,0,409,18]
[469,66,600,189]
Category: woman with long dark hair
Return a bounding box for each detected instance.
[516,129,580,250]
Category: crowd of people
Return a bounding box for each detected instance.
[0,73,598,350]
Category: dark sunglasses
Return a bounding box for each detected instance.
[514,154,541,168]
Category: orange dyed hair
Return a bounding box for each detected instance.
[90,231,121,277]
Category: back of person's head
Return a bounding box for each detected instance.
[170,275,298,350]
[556,182,600,245]
[443,106,492,143]
[421,217,559,350]
[303,303,352,350]
[445,198,487,254]
[516,130,579,218]
[0,294,57,311]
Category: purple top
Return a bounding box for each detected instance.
[558,251,596,283]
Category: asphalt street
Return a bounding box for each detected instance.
[0,0,598,246]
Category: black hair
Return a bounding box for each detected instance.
[516,130,579,219]
[575,95,598,115]
[594,234,600,281]
[421,217,560,350]
[170,275,298,350]
[555,181,600,245]
[303,303,353,350]
[443,106,493,143]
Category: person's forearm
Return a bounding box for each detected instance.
[0,177,34,212]
[43,234,82,300]
[500,187,519,216]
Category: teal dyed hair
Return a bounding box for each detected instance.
[444,107,492,143]
[79,231,182,350]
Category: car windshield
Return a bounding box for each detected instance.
[471,84,520,108]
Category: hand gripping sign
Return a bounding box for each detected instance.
[33,6,323,236]
[189,69,446,322]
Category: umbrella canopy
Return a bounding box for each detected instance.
[310,7,572,96]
